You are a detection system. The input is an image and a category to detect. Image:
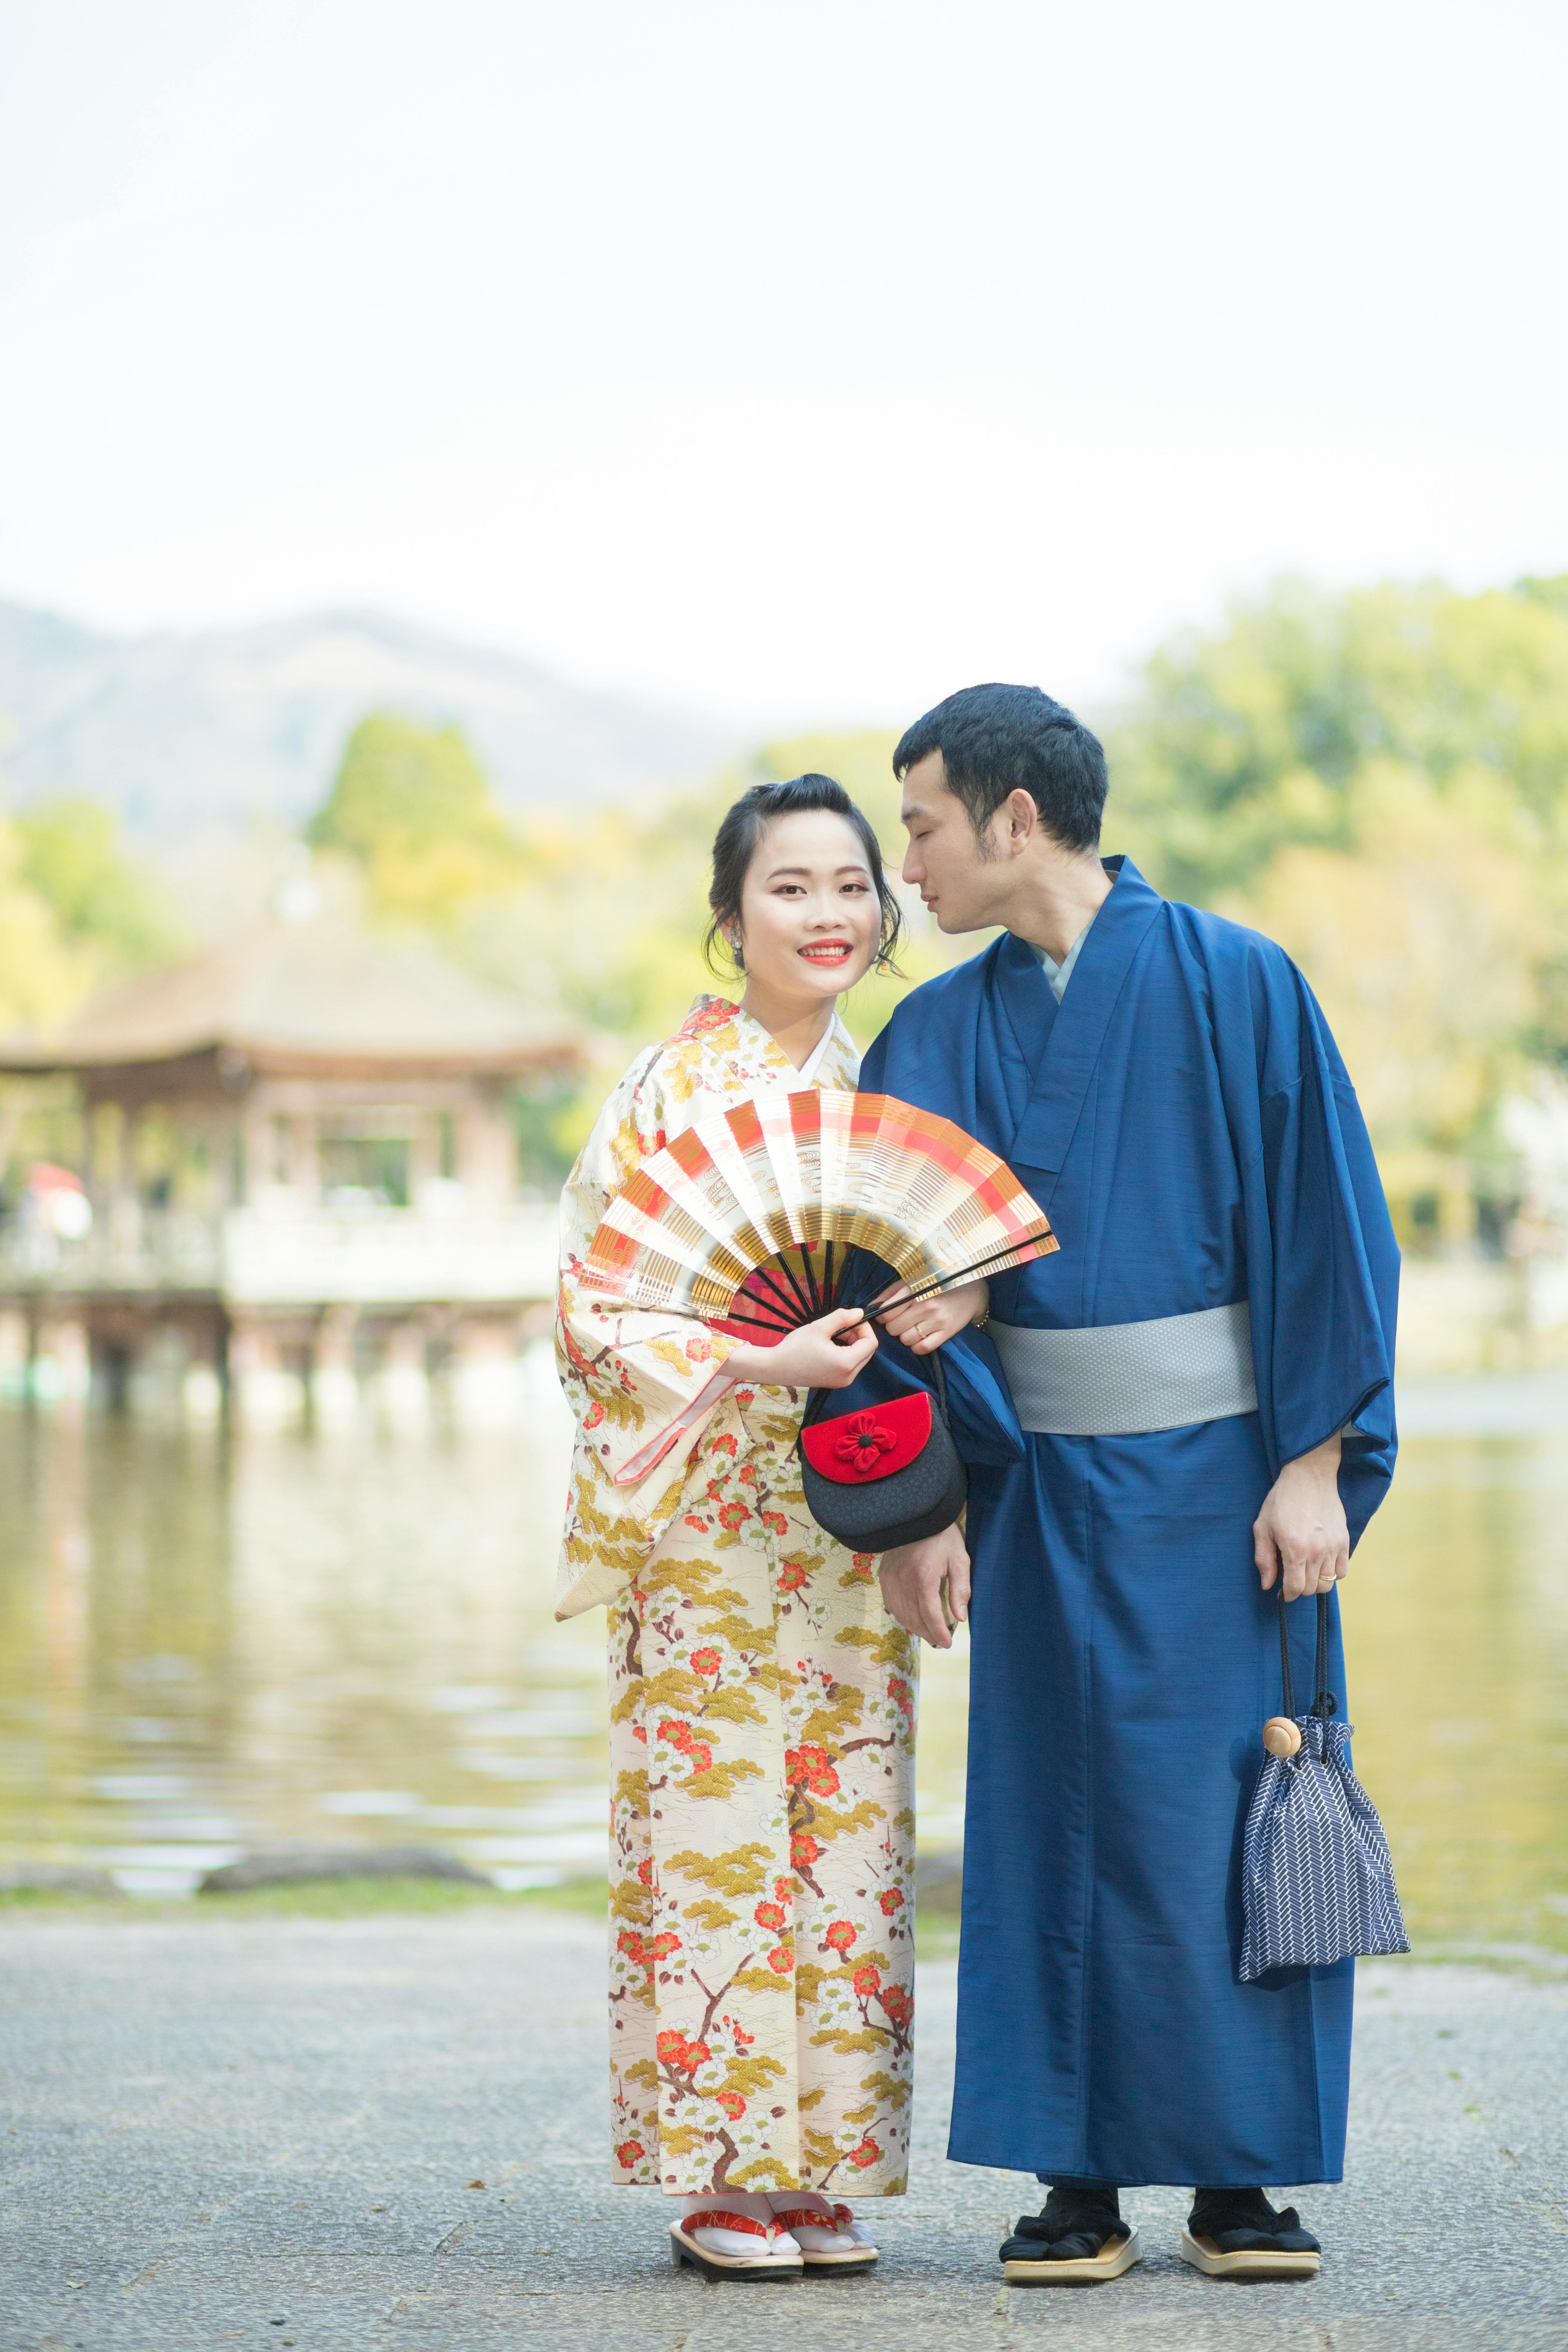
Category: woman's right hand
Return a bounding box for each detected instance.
[724,1308,877,1392]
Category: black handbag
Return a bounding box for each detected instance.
[797,1350,967,1553]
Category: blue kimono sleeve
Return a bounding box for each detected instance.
[1234,956,1400,1547]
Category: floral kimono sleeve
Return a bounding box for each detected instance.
[557,1052,739,1485]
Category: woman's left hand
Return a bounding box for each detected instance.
[872,1277,988,1357]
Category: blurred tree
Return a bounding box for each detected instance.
[14,797,181,974]
[0,825,86,1032]
[1112,577,1568,898]
[1109,577,1568,1232]
[309,713,528,925]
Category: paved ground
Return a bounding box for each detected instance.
[2,1909,1566,2352]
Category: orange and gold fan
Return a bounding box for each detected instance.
[579,1089,1057,1336]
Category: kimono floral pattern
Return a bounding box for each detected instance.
[556,997,918,2196]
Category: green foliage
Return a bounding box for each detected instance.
[309,712,528,925]
[0,795,181,1053]
[1112,577,1568,902]
[1108,577,1568,1173]
[14,797,181,972]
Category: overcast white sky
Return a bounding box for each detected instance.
[1,0,1565,729]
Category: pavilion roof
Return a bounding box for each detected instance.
[0,917,582,1081]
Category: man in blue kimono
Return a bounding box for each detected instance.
[863,682,1399,2284]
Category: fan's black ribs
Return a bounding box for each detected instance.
[721,1304,797,1335]
[747,1262,810,1323]
[770,1250,818,1323]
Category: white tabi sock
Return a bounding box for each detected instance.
[676,2189,800,2259]
[765,2188,876,2250]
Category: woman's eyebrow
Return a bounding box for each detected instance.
[763,862,872,880]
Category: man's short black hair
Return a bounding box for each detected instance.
[893,683,1108,852]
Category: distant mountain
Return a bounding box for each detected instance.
[0,603,741,833]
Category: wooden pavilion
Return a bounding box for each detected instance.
[0,914,584,1418]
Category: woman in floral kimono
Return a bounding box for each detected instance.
[556,775,967,2278]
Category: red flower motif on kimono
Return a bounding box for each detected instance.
[736,1464,758,1487]
[773,1876,792,1903]
[718,1499,750,1530]
[882,1983,913,2027]
[846,2136,882,2170]
[732,2023,755,2047]
[853,1963,882,1996]
[775,1560,810,1593]
[583,1400,606,1429]
[851,1551,876,1577]
[658,1719,691,1750]
[689,1648,722,1678]
[790,1831,821,1869]
[682,998,738,1037]
[617,1929,649,1965]
[766,1945,793,1975]
[683,1741,713,1773]
[657,2030,711,2073]
[715,2090,746,2120]
[762,1509,790,1537]
[616,2139,646,2166]
[637,1857,654,1886]
[685,1334,712,1363]
[888,1675,914,1723]
[648,1931,682,1962]
[683,1514,710,1532]
[824,1919,857,1954]
[786,1743,840,1796]
[877,1887,905,1915]
[710,1433,738,1457]
[753,1901,787,1932]
[632,1724,647,1744]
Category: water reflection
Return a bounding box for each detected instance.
[0,1370,1564,1957]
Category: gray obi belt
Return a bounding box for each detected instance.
[988,1300,1257,1437]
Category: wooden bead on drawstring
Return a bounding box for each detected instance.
[1262,1716,1303,1759]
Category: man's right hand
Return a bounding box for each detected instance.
[724,1308,877,1392]
[879,1522,971,1650]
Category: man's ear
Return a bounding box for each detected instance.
[1005,788,1037,855]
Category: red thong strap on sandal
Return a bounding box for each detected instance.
[680,2210,779,2240]
[769,2204,854,2234]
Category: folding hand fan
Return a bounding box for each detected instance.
[579,1089,1057,1335]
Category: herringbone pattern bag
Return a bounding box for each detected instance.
[1238,1588,1409,1981]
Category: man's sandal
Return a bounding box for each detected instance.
[669,2209,804,2280]
[1179,2191,1321,2279]
[1001,2207,1141,2286]
[770,2200,878,2271]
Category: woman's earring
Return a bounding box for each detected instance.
[729,931,744,971]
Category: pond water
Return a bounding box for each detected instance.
[0,1361,1564,1960]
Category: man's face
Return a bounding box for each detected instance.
[899,751,1012,933]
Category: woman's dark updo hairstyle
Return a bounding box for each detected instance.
[703,773,903,979]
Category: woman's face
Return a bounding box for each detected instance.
[732,810,882,1006]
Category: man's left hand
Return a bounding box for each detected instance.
[1253,1432,1348,1600]
[873,1277,988,1357]
[879,1523,971,1649]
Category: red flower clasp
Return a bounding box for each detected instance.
[801,1389,933,1486]
[834,1411,897,1476]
